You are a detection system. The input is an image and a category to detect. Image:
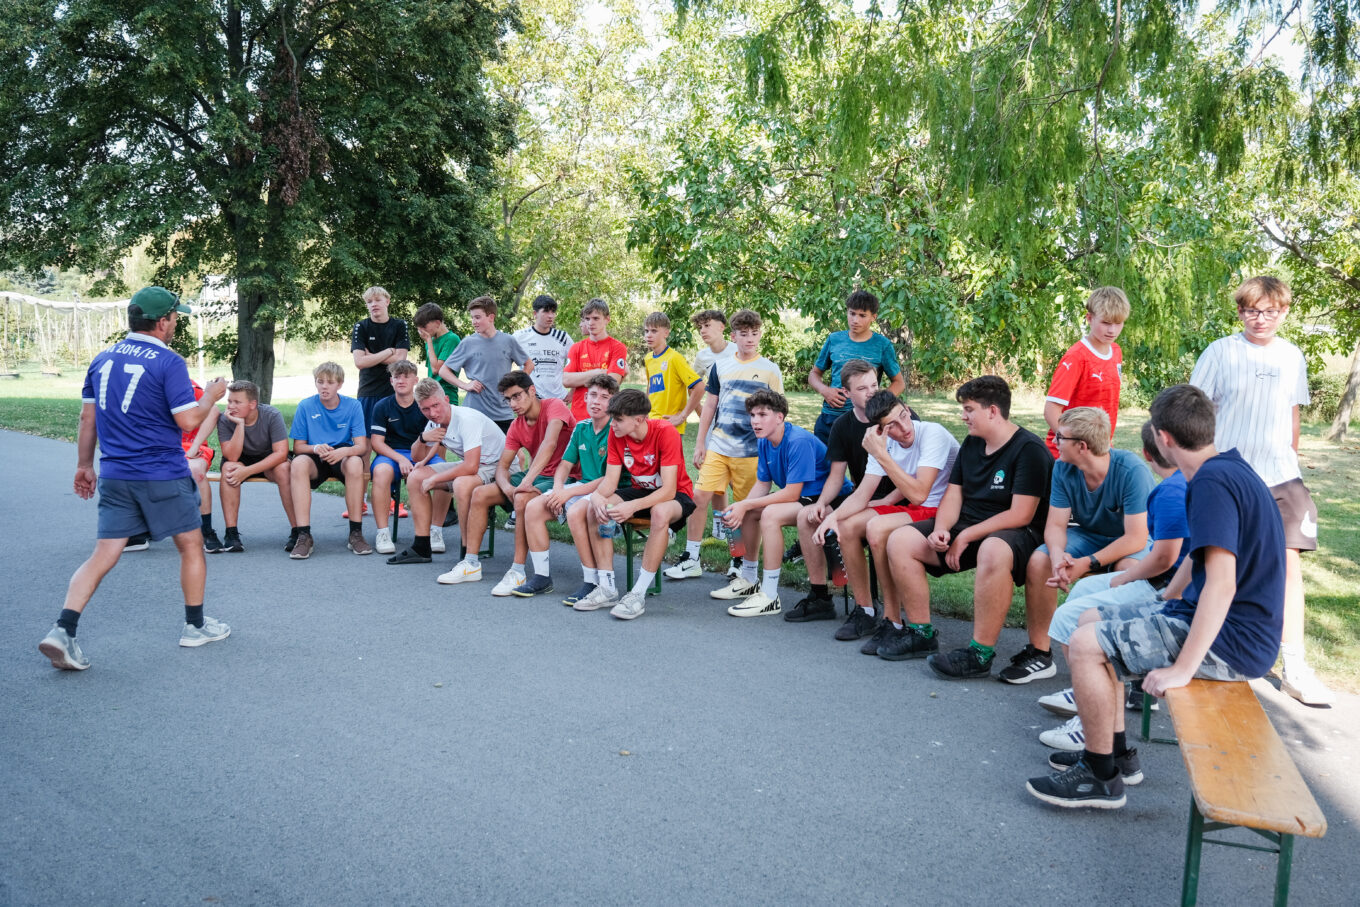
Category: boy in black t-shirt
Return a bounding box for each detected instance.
[882,376,1053,680]
[368,361,434,556]
[351,285,412,451]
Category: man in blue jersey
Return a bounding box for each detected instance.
[39,287,230,671]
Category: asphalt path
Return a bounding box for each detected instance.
[2,428,1356,905]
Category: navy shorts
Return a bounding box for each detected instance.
[97,476,200,541]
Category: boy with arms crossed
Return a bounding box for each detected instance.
[439,296,534,433]
[351,286,411,458]
[1043,287,1128,458]
[562,297,629,421]
[216,379,296,552]
[288,362,371,559]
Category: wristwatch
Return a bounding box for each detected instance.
[1088,553,1101,571]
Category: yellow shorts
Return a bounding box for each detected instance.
[697,452,757,500]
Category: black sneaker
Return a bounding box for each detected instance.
[783,541,803,564]
[1026,759,1126,809]
[834,607,878,641]
[1125,681,1159,712]
[125,534,150,552]
[996,644,1057,684]
[387,548,432,565]
[784,594,835,622]
[877,625,939,661]
[202,529,227,553]
[223,531,245,553]
[511,574,553,597]
[927,646,993,680]
[562,582,597,606]
[859,619,893,655]
[284,528,300,553]
[1049,748,1143,786]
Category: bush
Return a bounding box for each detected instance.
[1306,372,1349,423]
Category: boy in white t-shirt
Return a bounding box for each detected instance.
[1189,276,1334,706]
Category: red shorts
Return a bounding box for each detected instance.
[872,503,938,521]
[183,442,214,465]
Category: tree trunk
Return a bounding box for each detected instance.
[233,286,276,403]
[1326,336,1360,443]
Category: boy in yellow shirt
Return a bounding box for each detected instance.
[643,312,704,429]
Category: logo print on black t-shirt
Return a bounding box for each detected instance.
[992,469,1006,488]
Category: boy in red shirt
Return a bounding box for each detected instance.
[577,389,696,621]
[1043,287,1129,457]
[562,297,630,420]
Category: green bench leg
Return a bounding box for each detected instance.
[621,525,662,596]
[1142,691,1177,745]
[1181,797,1297,906]
[458,505,497,560]
[1274,833,1295,907]
[1182,799,1205,907]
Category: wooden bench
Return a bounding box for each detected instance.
[620,517,664,596]
[1165,680,1327,906]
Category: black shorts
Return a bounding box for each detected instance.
[1270,478,1319,552]
[237,449,276,469]
[800,492,850,508]
[911,518,1041,586]
[615,487,697,533]
[298,452,353,490]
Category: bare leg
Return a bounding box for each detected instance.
[1025,549,1058,650]
[61,538,129,614]
[641,503,681,572]
[567,499,596,569]
[511,488,539,563]
[269,460,297,526]
[291,458,318,527]
[866,513,915,621]
[971,537,1018,647]
[841,509,876,607]
[524,494,553,553]
[341,456,366,524]
[371,462,396,531]
[219,464,243,526]
[760,503,802,571]
[796,506,826,583]
[172,528,208,605]
[1068,622,1122,752]
[886,525,939,625]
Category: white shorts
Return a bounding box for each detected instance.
[429,459,498,485]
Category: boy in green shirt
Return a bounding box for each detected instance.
[414,302,461,403]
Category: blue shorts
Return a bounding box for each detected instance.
[371,450,442,478]
[97,476,200,541]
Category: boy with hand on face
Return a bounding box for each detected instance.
[414,302,461,403]
[216,379,296,552]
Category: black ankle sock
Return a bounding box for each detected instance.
[225,525,239,537]
[413,535,432,557]
[1113,731,1128,756]
[349,520,362,535]
[811,583,829,599]
[57,609,81,637]
[297,525,311,536]
[201,513,213,532]
[1083,749,1118,781]
[185,604,204,629]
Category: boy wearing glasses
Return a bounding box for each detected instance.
[1189,276,1334,705]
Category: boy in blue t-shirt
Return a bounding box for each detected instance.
[287,361,371,559]
[1027,384,1285,810]
[807,289,905,443]
[710,389,851,618]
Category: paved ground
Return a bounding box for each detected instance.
[2,427,1356,906]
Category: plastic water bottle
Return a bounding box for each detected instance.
[598,519,620,538]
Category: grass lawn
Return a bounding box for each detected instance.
[3,370,1357,691]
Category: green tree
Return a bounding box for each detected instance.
[0,0,515,401]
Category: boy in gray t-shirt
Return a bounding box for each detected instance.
[439,295,534,428]
[215,379,298,551]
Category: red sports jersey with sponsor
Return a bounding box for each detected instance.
[607,419,694,498]
[1044,338,1122,457]
[565,336,629,419]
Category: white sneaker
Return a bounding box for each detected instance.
[1037,687,1078,717]
[611,591,646,620]
[430,526,445,554]
[438,558,483,584]
[664,557,702,580]
[491,569,527,597]
[727,591,781,618]
[726,561,742,579]
[374,527,395,555]
[1281,663,1336,706]
[574,586,618,612]
[1039,715,1086,752]
[179,616,231,648]
[710,577,758,600]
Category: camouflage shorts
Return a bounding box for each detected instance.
[1092,607,1247,682]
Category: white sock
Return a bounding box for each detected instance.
[466,553,480,567]
[600,571,617,595]
[686,540,701,560]
[633,570,656,596]
[1280,643,1306,673]
[582,567,598,584]
[761,568,780,600]
[742,559,758,584]
[510,562,526,576]
[892,621,903,629]
[859,604,875,617]
[530,550,550,576]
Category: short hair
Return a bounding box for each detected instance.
[497,371,534,394]
[414,378,444,401]
[743,388,788,416]
[729,309,762,332]
[582,298,610,318]
[846,289,880,315]
[607,388,651,417]
[1140,420,1174,470]
[531,294,558,312]
[585,373,620,395]
[414,302,445,328]
[388,360,419,378]
[956,375,1011,419]
[363,286,390,304]
[227,379,259,403]
[1150,385,1216,451]
[1057,406,1112,456]
[313,361,345,384]
[840,358,877,387]
[468,295,497,316]
[127,306,160,333]
[692,309,727,328]
[644,312,671,330]
[1086,287,1130,322]
[865,390,903,424]
[1234,276,1292,311]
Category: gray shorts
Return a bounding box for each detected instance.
[97,477,200,541]
[1092,605,1247,682]
[429,459,497,485]
[557,493,589,525]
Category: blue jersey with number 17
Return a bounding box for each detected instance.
[81,333,199,480]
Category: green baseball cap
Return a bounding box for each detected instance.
[130,286,191,318]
